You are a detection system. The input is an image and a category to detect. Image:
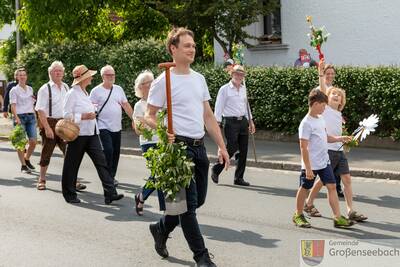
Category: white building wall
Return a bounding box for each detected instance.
[214,0,400,66]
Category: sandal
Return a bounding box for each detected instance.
[75,182,87,191]
[304,204,322,217]
[37,179,46,190]
[135,193,144,216]
[348,211,368,222]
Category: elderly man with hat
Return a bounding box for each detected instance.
[211,65,256,186]
[61,65,123,204]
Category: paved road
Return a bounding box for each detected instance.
[1,141,399,267]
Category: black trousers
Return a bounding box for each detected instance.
[61,135,117,201]
[212,117,249,180]
[99,129,121,179]
[158,143,210,262]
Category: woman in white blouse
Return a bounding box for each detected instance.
[61,65,123,204]
[9,68,37,174]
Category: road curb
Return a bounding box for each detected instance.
[1,135,398,180]
[119,147,400,181]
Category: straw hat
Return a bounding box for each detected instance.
[230,64,246,75]
[71,65,97,86]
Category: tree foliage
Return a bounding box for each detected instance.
[147,0,279,57]
[17,0,168,44]
[0,0,14,28]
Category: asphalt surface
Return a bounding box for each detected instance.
[1,140,400,267]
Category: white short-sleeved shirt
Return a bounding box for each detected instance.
[63,85,98,136]
[133,99,159,145]
[89,84,128,132]
[35,81,69,118]
[214,81,252,122]
[323,105,343,151]
[147,69,211,139]
[9,85,35,114]
[299,114,330,170]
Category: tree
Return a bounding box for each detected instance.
[16,0,168,44]
[147,0,279,58]
[0,0,14,28]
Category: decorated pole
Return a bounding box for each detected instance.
[158,62,176,135]
[306,16,330,61]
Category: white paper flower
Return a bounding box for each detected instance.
[353,114,379,141]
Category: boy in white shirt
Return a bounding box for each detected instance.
[293,89,353,229]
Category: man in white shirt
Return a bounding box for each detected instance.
[90,65,133,185]
[145,27,229,267]
[211,65,255,186]
[35,61,87,191]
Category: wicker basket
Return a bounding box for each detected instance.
[55,119,80,142]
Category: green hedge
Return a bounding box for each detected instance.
[2,40,399,139]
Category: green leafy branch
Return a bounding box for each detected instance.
[9,125,27,151]
[143,110,194,200]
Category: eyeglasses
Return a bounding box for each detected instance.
[104,73,115,77]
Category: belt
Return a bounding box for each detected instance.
[224,116,246,121]
[175,135,204,146]
[18,113,34,116]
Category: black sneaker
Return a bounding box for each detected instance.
[197,253,217,267]
[25,159,35,170]
[149,223,169,258]
[21,165,31,174]
[234,179,250,186]
[337,190,344,198]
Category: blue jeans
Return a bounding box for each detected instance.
[141,143,165,211]
[158,143,210,262]
[14,113,37,140]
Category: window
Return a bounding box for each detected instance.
[260,1,281,44]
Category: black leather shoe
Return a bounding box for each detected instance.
[234,179,250,186]
[196,253,217,267]
[66,198,81,204]
[149,223,169,258]
[211,170,219,184]
[105,194,124,205]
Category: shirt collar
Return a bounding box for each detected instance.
[229,80,244,90]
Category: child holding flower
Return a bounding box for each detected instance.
[304,60,368,222]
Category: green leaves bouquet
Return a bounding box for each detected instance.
[143,111,194,201]
[9,125,28,151]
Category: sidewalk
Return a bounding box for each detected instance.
[119,131,400,180]
[1,117,399,179]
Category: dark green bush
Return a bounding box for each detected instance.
[2,40,399,139]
